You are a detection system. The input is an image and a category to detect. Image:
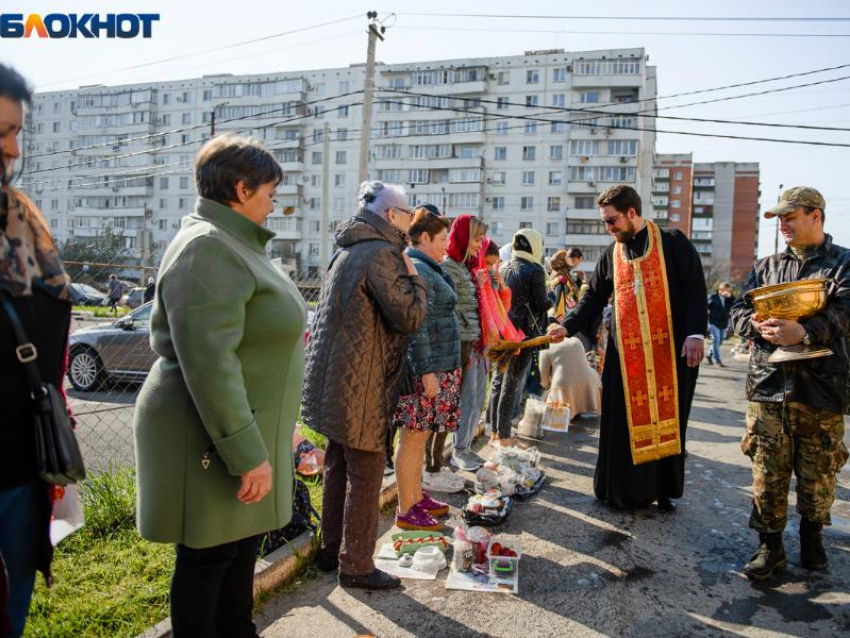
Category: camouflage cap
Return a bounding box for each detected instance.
[764,186,826,219]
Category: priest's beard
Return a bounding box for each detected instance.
[612,218,643,243]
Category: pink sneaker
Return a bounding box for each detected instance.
[418,491,449,517]
[395,503,442,531]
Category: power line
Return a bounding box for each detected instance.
[26,90,365,159]
[393,12,850,22]
[394,25,850,38]
[36,15,365,89]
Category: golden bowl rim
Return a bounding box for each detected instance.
[745,278,831,302]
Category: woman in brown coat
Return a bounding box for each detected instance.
[301,181,427,590]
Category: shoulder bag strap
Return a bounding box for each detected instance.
[0,290,46,398]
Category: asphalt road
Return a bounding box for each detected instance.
[256,358,850,638]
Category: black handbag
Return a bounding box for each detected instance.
[1,291,86,486]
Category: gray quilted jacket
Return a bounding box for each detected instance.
[406,248,462,375]
[441,256,481,343]
[301,211,427,452]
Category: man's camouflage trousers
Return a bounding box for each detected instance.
[742,401,849,533]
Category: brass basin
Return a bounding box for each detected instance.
[746,278,830,321]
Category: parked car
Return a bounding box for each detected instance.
[122,286,146,309]
[67,302,315,392]
[68,282,108,307]
[67,301,156,391]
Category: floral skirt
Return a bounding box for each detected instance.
[393,368,462,433]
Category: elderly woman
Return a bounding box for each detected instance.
[393,208,464,530]
[302,181,427,590]
[134,134,306,637]
[0,64,72,638]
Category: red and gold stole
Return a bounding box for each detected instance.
[613,221,681,465]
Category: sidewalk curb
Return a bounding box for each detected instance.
[135,424,484,638]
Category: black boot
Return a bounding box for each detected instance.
[743,532,786,581]
[315,547,340,573]
[339,568,401,590]
[800,517,828,571]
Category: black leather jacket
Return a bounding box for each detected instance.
[730,234,850,413]
[501,257,552,339]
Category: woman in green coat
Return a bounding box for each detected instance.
[134,134,306,638]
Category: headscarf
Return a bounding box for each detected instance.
[0,185,69,299]
[512,228,544,266]
[446,214,477,269]
[548,249,570,277]
[476,237,524,345]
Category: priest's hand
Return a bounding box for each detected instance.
[759,318,805,346]
[681,337,704,367]
[547,323,568,343]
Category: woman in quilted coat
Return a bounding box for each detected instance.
[301,181,427,590]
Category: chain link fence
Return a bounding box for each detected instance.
[64,248,322,471]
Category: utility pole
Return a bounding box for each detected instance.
[321,122,330,271]
[358,11,385,185]
[773,183,784,254]
[210,109,216,137]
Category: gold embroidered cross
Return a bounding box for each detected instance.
[660,386,672,402]
[652,329,668,346]
[644,270,661,288]
[632,390,648,406]
[624,334,641,350]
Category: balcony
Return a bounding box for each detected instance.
[278,183,303,197]
[278,160,305,173]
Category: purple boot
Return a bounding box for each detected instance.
[395,503,442,531]
[419,491,449,517]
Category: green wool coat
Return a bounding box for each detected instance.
[134,198,306,549]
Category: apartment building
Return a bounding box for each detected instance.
[19,47,657,274]
[651,153,693,234]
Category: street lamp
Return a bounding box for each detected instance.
[210,101,230,137]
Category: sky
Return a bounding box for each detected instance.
[3,0,850,258]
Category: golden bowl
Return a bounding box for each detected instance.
[746,278,830,321]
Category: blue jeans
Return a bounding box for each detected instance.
[0,482,47,638]
[709,324,726,363]
[455,349,487,453]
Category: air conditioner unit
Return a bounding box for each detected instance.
[581,156,589,164]
[485,197,492,202]
[620,156,628,163]
[604,128,613,136]
[176,96,184,103]
[302,175,310,183]
[587,181,596,187]
[590,129,597,135]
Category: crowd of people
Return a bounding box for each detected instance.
[1,59,848,637]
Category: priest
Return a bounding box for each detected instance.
[547,185,707,510]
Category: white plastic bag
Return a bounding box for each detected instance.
[517,394,546,439]
[50,484,85,546]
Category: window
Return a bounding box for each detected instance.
[449,168,479,183]
[180,176,189,190]
[549,171,562,185]
[519,221,533,229]
[525,121,538,134]
[547,197,561,212]
[522,146,536,161]
[492,196,505,211]
[671,200,681,208]
[607,140,638,156]
[575,196,596,209]
[202,89,212,101]
[309,220,321,233]
[310,197,321,211]
[314,105,325,118]
[178,198,186,209]
[570,140,600,155]
[553,67,567,82]
[377,169,402,182]
[339,80,350,93]
[521,196,534,211]
[334,174,346,188]
[338,105,349,118]
[673,171,683,180]
[312,151,322,165]
[490,221,504,236]
[181,134,191,144]
[566,220,606,235]
[313,82,326,95]
[158,219,167,230]
[335,151,347,165]
[309,243,319,256]
[494,146,507,161]
[160,177,169,190]
[497,97,509,110]
[495,121,509,135]
[550,121,568,133]
[526,70,540,84]
[159,198,166,209]
[491,171,506,185]
[546,222,559,236]
[409,169,430,184]
[579,91,600,103]
[522,171,535,186]
[550,145,563,160]
[313,128,324,143]
[162,93,170,105]
[673,185,682,195]
[525,95,539,107]
[52,122,61,133]
[375,144,402,159]
[670,213,681,222]
[337,128,348,141]
[497,71,510,85]
[182,113,192,125]
[162,114,171,126]
[457,146,477,159]
[552,94,566,108]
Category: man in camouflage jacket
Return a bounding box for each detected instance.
[730,186,850,581]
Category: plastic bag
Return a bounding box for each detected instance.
[50,485,85,546]
[517,394,546,439]
[543,388,571,433]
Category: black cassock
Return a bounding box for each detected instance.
[563,224,707,509]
